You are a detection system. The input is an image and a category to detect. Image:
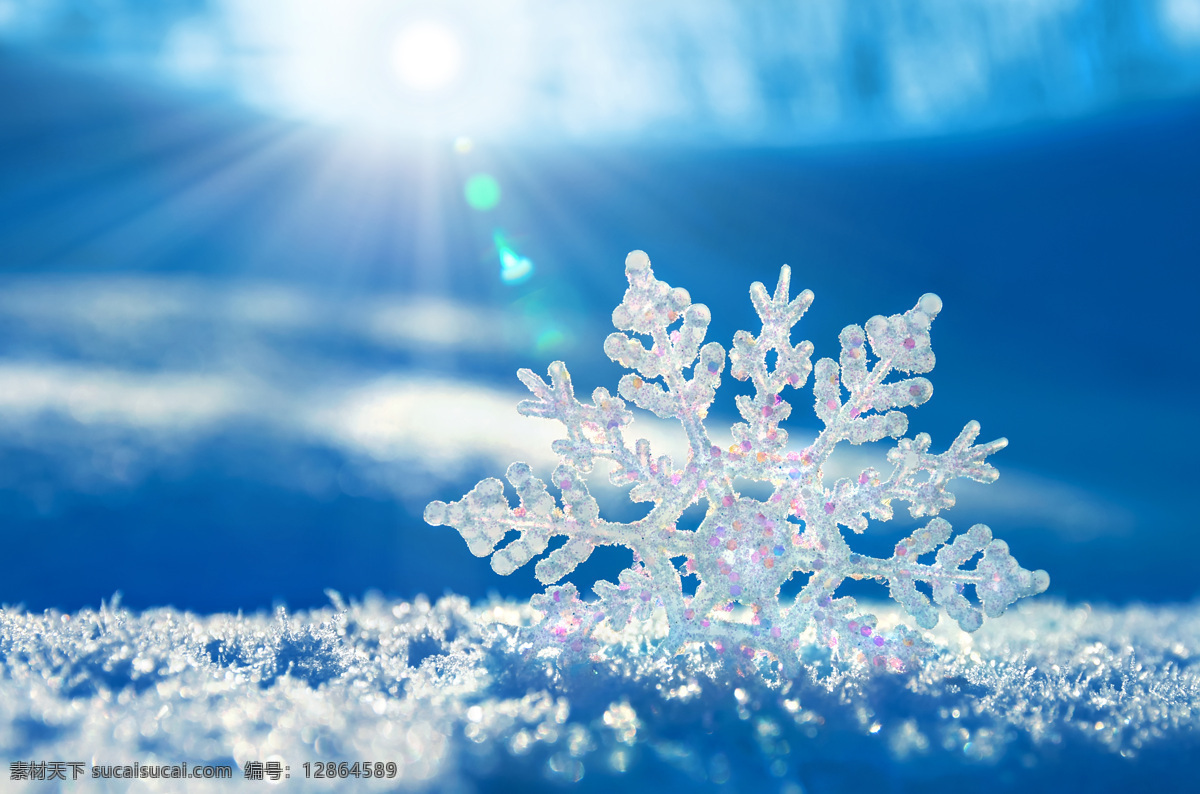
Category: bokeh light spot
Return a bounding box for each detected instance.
[465,174,501,211]
[494,231,533,285]
[454,136,474,154]
[535,327,566,352]
[391,22,463,92]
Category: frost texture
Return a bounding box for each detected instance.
[426,251,1049,671]
[1,597,1196,792]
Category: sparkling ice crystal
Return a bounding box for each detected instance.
[425,251,1049,673]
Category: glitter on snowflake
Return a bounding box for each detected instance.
[425,251,1049,673]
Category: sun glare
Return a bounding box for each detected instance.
[391,21,463,92]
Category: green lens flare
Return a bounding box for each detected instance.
[494,231,533,285]
[464,174,501,211]
[535,327,566,352]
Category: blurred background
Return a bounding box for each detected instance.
[1,0,1198,614]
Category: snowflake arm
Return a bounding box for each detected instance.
[513,363,651,496]
[602,252,726,506]
[726,265,815,463]
[424,461,619,585]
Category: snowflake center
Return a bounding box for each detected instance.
[695,497,794,604]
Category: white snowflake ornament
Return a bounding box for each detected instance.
[425,251,1049,673]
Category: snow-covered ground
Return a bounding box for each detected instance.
[2,596,1196,792]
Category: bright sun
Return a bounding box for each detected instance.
[391,21,463,93]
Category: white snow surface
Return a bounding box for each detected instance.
[1,595,1197,792]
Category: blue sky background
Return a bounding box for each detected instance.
[1,0,1198,614]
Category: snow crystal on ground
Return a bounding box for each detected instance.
[1,596,1196,792]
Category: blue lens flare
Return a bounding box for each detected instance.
[493,230,533,284]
